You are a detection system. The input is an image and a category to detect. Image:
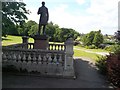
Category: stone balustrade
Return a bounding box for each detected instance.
[2,38,75,78]
[49,44,65,51]
[2,48,65,76]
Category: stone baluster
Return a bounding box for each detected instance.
[48,54,52,63]
[38,54,42,62]
[2,53,7,67]
[12,53,17,67]
[37,54,42,72]
[22,53,27,70]
[32,53,37,71]
[2,53,7,62]
[43,55,47,62]
[64,38,75,77]
[27,53,32,72]
[58,54,62,64]
[53,54,57,63]
[7,52,12,65]
[17,53,22,70]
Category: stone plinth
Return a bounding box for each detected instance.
[22,36,29,43]
[32,35,49,50]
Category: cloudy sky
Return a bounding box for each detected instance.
[23,0,120,35]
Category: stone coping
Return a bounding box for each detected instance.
[31,35,49,40]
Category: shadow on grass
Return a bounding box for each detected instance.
[2,38,12,41]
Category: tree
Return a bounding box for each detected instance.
[93,30,104,47]
[2,2,30,36]
[82,30,103,47]
[23,20,37,36]
[28,24,38,36]
[82,31,96,46]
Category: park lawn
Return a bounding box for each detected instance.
[2,35,34,46]
[74,49,102,61]
[74,46,109,53]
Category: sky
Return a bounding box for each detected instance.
[23,0,120,35]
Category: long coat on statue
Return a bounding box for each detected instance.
[37,6,49,25]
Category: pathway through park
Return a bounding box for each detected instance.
[3,57,113,88]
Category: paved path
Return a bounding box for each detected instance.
[74,47,109,56]
[3,58,112,88]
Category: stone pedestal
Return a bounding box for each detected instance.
[22,36,29,44]
[32,35,49,50]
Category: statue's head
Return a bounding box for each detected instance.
[42,1,45,6]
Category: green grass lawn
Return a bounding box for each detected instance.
[74,49,102,61]
[2,35,105,61]
[2,35,34,46]
[74,46,109,53]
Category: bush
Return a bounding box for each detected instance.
[107,53,120,87]
[96,44,120,88]
[104,45,120,53]
[95,56,107,75]
[85,45,98,49]
[104,45,114,51]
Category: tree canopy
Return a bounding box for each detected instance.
[16,20,80,42]
[82,30,104,47]
[2,2,30,36]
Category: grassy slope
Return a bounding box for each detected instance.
[74,49,101,61]
[2,35,34,46]
[74,46,109,53]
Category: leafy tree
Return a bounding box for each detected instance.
[2,2,30,37]
[28,24,38,36]
[46,22,57,41]
[93,30,103,47]
[82,30,103,47]
[82,31,96,46]
[23,20,37,36]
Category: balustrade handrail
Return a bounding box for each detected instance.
[2,47,65,54]
[49,43,65,46]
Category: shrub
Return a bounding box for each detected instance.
[85,45,98,49]
[104,45,120,53]
[107,53,120,87]
[97,44,120,88]
[104,45,115,51]
[95,56,107,75]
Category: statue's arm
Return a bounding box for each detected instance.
[37,8,40,15]
[47,8,49,21]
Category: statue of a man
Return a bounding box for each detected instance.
[37,1,49,35]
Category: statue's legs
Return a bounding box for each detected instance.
[43,25,46,35]
[38,24,42,35]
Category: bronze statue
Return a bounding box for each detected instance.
[37,1,49,35]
